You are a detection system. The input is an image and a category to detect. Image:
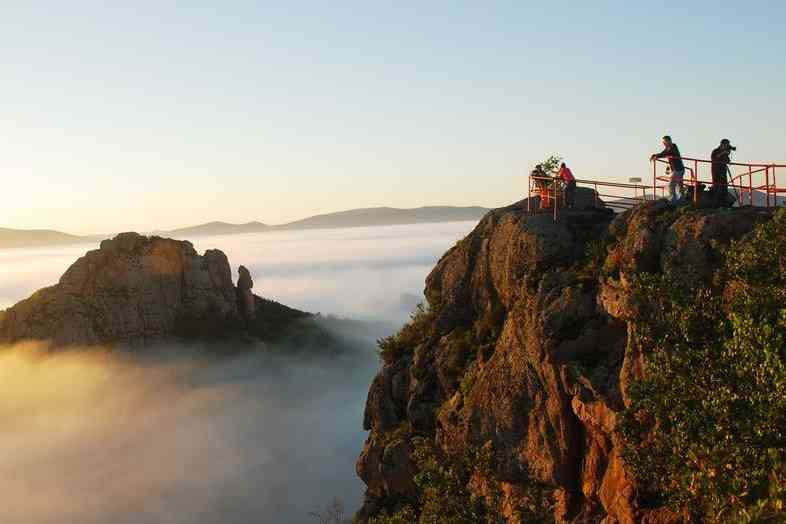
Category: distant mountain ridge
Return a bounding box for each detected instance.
[163,221,269,237]
[1,206,491,249]
[272,206,489,231]
[0,227,85,249]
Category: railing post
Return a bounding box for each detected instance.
[693,159,699,205]
[749,166,753,206]
[732,171,745,207]
[652,160,657,201]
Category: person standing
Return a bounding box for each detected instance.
[558,162,577,208]
[650,135,685,204]
[531,164,551,208]
[710,139,735,197]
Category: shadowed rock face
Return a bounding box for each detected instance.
[356,201,774,524]
[237,265,256,321]
[0,232,301,347]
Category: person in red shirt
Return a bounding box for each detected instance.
[558,162,576,208]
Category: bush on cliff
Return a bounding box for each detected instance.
[367,440,552,524]
[378,303,434,362]
[620,208,786,521]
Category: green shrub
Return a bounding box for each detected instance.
[367,506,418,524]
[620,208,786,521]
[539,154,563,177]
[378,303,434,362]
[413,442,492,524]
[370,441,553,524]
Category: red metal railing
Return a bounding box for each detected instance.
[528,156,786,220]
[652,156,786,207]
[527,176,653,220]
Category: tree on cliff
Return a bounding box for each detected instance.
[621,208,786,521]
[539,154,563,177]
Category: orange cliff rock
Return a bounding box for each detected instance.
[355,200,773,523]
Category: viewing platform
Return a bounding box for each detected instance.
[528,157,786,220]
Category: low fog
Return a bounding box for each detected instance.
[1,221,476,324]
[0,340,378,524]
[185,221,476,324]
[0,221,476,523]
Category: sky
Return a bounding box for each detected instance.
[2,1,785,234]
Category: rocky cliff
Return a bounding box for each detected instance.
[0,232,310,347]
[356,200,775,523]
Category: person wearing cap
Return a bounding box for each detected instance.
[710,139,735,198]
[558,162,576,208]
[650,135,685,204]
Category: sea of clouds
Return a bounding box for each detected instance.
[0,221,475,524]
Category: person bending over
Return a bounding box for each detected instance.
[650,135,685,204]
[558,162,576,208]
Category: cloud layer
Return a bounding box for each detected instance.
[0,221,477,523]
[1,221,475,323]
[0,340,378,524]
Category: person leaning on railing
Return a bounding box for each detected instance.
[650,135,685,204]
[558,162,576,208]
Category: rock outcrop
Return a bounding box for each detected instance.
[356,201,774,523]
[0,232,305,347]
[237,265,256,321]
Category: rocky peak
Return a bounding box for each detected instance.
[356,201,776,523]
[0,232,271,347]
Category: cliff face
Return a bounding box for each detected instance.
[356,200,774,523]
[0,232,308,347]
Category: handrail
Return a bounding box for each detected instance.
[527,154,785,221]
[652,155,785,207]
[527,175,656,220]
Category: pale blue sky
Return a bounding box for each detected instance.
[2,2,784,234]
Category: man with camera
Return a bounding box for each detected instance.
[711,139,735,198]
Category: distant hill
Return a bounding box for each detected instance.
[0,206,491,249]
[749,190,786,207]
[159,207,489,238]
[163,221,269,237]
[272,206,490,231]
[0,227,86,249]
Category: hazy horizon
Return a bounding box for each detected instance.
[0,204,489,238]
[1,221,475,319]
[3,3,785,234]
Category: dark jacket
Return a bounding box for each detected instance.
[711,146,731,178]
[654,143,685,172]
